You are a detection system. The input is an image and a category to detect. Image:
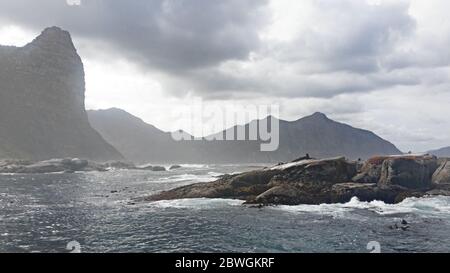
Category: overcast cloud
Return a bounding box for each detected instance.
[0,0,449,152]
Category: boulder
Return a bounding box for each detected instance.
[151,166,166,172]
[137,165,166,171]
[426,188,450,197]
[15,158,91,173]
[104,161,136,170]
[432,159,450,186]
[269,157,357,185]
[378,155,438,190]
[251,185,306,205]
[169,165,182,170]
[66,158,89,171]
[352,156,388,183]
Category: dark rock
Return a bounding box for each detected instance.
[169,165,182,170]
[268,157,357,186]
[378,155,438,190]
[104,161,136,170]
[426,188,450,197]
[330,183,378,203]
[136,165,166,171]
[151,166,166,172]
[352,156,388,183]
[251,185,307,205]
[144,155,450,206]
[147,157,357,204]
[394,191,426,203]
[0,158,109,174]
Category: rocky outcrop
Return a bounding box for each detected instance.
[0,158,104,174]
[352,156,389,183]
[0,27,122,161]
[146,154,450,205]
[378,155,438,190]
[137,165,166,172]
[432,159,450,186]
[0,158,168,174]
[147,157,358,204]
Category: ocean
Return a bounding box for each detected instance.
[1,164,450,253]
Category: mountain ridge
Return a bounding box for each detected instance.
[88,108,402,164]
[428,147,450,157]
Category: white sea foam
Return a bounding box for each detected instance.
[149,198,244,209]
[273,196,450,217]
[179,164,210,169]
[158,173,217,183]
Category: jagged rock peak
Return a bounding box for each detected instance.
[28,26,76,52]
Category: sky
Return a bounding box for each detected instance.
[0,0,449,152]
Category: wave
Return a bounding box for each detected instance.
[273,196,450,217]
[149,198,244,209]
[157,173,218,183]
[179,164,210,169]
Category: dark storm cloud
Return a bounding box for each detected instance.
[0,0,268,71]
[1,0,449,101]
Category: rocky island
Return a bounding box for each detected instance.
[0,158,172,174]
[146,154,450,205]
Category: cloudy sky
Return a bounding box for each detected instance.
[0,0,449,152]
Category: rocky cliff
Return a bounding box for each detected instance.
[0,27,122,161]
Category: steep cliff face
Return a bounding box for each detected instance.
[0,27,122,161]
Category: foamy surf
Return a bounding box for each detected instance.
[157,173,218,183]
[149,198,244,209]
[273,196,450,218]
[179,164,210,169]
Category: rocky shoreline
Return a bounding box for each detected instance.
[0,158,174,174]
[146,155,450,205]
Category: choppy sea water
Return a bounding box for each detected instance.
[1,164,450,253]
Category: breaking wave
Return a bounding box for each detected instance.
[149,198,244,209]
[274,196,450,217]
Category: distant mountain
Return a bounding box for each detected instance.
[428,147,450,157]
[0,27,123,161]
[88,109,401,164]
[88,108,196,163]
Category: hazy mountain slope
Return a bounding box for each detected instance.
[429,147,450,157]
[88,109,401,163]
[88,108,197,163]
[0,27,123,161]
[277,112,402,160]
